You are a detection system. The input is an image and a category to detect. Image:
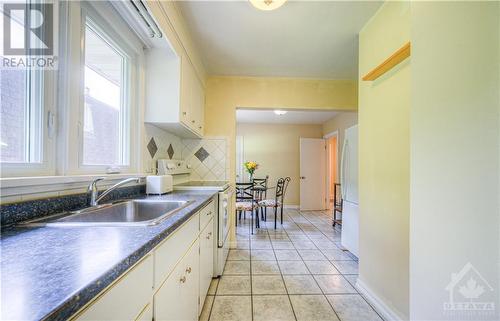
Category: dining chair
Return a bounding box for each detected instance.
[235,182,259,234]
[259,177,290,229]
[252,175,269,221]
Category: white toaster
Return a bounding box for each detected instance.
[146,175,173,195]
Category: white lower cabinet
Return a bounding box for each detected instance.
[199,218,214,315]
[72,255,153,321]
[71,200,216,321]
[154,239,200,321]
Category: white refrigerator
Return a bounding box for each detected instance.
[340,124,359,257]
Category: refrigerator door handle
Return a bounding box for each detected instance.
[340,140,348,199]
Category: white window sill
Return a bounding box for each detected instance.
[0,173,147,202]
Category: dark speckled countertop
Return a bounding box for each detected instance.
[0,190,217,321]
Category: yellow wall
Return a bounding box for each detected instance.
[205,76,357,244]
[409,2,500,319]
[358,1,410,319]
[205,76,358,183]
[236,123,323,206]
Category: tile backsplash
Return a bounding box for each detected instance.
[182,137,229,181]
[144,125,229,181]
[143,124,183,173]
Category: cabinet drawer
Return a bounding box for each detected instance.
[73,255,153,321]
[200,200,215,230]
[154,212,199,288]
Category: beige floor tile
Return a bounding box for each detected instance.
[272,241,295,249]
[304,261,340,275]
[251,260,281,275]
[283,275,322,294]
[331,260,359,274]
[252,275,287,294]
[224,261,251,275]
[228,249,250,261]
[210,296,252,321]
[343,275,358,288]
[217,276,251,295]
[289,295,339,321]
[253,295,295,321]
[313,275,357,294]
[326,294,383,321]
[251,240,273,249]
[199,295,214,321]
[278,260,310,275]
[298,249,328,260]
[275,249,302,261]
[251,249,276,260]
[321,249,353,261]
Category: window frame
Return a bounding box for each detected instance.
[61,1,143,175]
[0,1,56,177]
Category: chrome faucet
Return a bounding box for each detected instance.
[88,177,141,206]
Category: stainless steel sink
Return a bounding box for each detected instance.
[20,199,193,227]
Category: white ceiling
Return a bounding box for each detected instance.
[236,109,338,124]
[177,1,382,79]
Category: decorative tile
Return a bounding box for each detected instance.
[194,147,209,162]
[167,143,174,159]
[147,137,158,158]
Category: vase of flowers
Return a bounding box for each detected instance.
[244,161,259,182]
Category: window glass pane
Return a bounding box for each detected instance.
[83,23,126,166]
[0,69,27,163]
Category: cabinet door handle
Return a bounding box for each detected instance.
[191,120,195,123]
[186,267,192,274]
[180,276,186,283]
[183,111,187,115]
[206,232,212,239]
[198,126,202,130]
[207,211,212,216]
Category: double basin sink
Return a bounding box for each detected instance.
[20,199,193,227]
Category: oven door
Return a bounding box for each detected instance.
[218,187,232,248]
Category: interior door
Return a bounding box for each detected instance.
[300,138,326,210]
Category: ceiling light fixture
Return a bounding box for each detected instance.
[274,110,287,115]
[249,0,287,11]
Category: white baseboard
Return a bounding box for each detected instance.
[355,278,407,321]
[284,205,299,209]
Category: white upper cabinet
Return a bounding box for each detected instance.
[143,2,205,139]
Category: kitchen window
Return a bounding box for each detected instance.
[0,0,144,178]
[0,0,55,176]
[82,19,130,167]
[62,1,143,175]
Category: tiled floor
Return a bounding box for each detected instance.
[200,209,384,321]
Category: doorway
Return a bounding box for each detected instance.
[325,131,338,210]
